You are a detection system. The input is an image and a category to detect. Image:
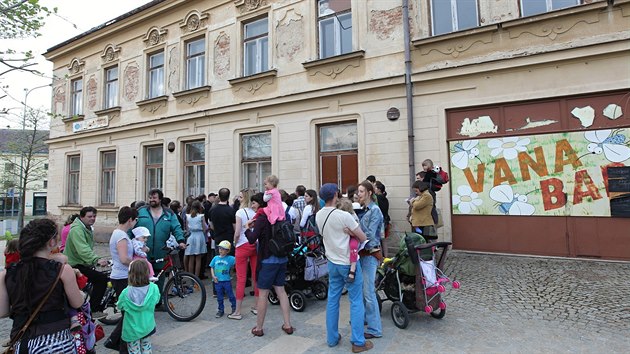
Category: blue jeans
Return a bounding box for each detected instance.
[360,255,382,337]
[215,280,236,313]
[326,261,365,347]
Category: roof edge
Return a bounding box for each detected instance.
[44,0,169,57]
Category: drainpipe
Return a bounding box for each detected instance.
[402,0,416,185]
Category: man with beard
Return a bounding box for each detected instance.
[135,188,187,308]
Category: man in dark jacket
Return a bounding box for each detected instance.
[209,188,236,256]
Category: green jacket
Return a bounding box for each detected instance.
[63,218,99,266]
[117,283,160,342]
[134,206,185,264]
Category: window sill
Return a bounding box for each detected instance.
[62,115,84,123]
[302,50,365,69]
[228,69,278,86]
[413,1,609,46]
[59,205,82,211]
[502,1,608,29]
[94,106,121,117]
[136,95,169,107]
[95,205,119,212]
[172,85,211,98]
[412,25,498,47]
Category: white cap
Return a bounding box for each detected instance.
[132,227,151,238]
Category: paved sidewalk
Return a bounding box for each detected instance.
[1,242,629,352]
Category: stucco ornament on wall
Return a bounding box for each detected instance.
[235,0,266,13]
[234,77,274,95]
[214,32,230,79]
[87,76,97,110]
[168,46,180,93]
[368,6,403,41]
[507,13,600,41]
[143,27,168,47]
[276,9,304,61]
[101,44,121,63]
[66,58,85,74]
[123,62,140,102]
[53,85,66,115]
[179,10,209,34]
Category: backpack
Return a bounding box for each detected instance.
[430,167,449,191]
[300,213,319,239]
[438,169,449,184]
[269,219,297,257]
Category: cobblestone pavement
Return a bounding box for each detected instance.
[1,242,629,353]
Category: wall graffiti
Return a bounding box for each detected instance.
[449,128,630,217]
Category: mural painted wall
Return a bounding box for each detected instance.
[449,128,630,217]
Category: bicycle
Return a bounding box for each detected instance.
[154,246,206,321]
[84,261,122,325]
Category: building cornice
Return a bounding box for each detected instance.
[44,0,185,61]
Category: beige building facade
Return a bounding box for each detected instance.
[44,0,630,258]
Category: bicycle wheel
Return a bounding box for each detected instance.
[99,288,121,325]
[163,272,206,322]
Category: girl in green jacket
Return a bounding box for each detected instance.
[117,260,160,354]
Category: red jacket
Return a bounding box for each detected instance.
[4,252,20,266]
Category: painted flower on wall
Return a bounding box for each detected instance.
[488,137,530,160]
[451,140,480,170]
[452,185,483,214]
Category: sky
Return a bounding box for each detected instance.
[0,0,151,129]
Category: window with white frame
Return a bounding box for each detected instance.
[104,66,119,108]
[318,0,352,59]
[186,38,205,89]
[101,151,116,204]
[146,145,163,195]
[244,17,269,76]
[318,122,358,193]
[431,0,479,36]
[241,132,271,192]
[521,0,580,17]
[70,78,83,116]
[148,52,165,98]
[184,141,205,198]
[67,155,80,205]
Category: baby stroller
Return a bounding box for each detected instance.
[268,235,328,312]
[375,232,460,329]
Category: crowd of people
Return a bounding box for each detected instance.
[0,159,447,353]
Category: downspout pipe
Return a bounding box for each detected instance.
[402,0,416,186]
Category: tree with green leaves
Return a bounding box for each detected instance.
[0,0,57,80]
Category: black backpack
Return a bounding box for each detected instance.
[269,218,297,257]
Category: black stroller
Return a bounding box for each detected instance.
[375,232,460,328]
[268,235,328,312]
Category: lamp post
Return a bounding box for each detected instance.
[17,83,51,230]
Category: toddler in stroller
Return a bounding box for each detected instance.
[375,232,460,329]
[267,235,328,312]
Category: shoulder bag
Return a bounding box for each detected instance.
[4,265,63,354]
